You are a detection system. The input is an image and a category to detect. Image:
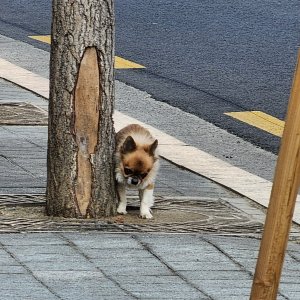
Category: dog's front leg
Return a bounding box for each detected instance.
[140,184,154,219]
[117,184,127,214]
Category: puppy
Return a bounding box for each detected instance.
[115,124,159,219]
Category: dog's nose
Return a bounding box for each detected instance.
[131,178,139,185]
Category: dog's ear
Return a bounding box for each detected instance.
[122,136,136,154]
[149,139,158,156]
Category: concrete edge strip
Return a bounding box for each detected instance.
[0,59,49,98]
[1,58,300,224]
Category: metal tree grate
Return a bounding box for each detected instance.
[0,194,263,234]
[0,102,47,125]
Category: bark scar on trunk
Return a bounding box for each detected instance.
[74,47,100,217]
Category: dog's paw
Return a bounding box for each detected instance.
[117,204,127,215]
[140,209,153,219]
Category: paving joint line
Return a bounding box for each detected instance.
[2,126,47,150]
[57,233,138,299]
[199,236,289,300]
[200,236,254,277]
[132,234,213,299]
[0,154,37,178]
[0,240,63,299]
[286,251,300,264]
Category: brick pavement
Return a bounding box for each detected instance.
[1,232,300,299]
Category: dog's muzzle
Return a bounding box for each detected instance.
[127,176,140,186]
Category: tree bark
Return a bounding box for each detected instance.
[46,0,116,218]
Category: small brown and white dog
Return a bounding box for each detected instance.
[115,124,159,219]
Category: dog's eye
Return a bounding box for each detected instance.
[124,167,133,175]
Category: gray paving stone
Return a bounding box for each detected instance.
[64,232,141,248]
[96,265,173,277]
[0,233,66,245]
[33,271,131,300]
[125,287,206,300]
[280,290,300,300]
[183,270,251,281]
[0,273,58,300]
[0,232,299,299]
[0,188,45,193]
[0,265,26,274]
[10,255,94,272]
[141,293,208,300]
[1,291,58,300]
[88,252,156,264]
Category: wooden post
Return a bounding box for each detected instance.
[250,50,300,299]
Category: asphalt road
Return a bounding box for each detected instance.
[1,0,300,153]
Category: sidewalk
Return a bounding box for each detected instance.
[1,46,300,299]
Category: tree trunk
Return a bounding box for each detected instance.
[46,0,116,218]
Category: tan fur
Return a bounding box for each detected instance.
[146,183,154,190]
[116,124,156,153]
[115,124,159,187]
[123,150,153,173]
[115,124,159,219]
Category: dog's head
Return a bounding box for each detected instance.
[120,135,158,186]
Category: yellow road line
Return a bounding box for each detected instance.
[29,35,51,43]
[114,56,144,69]
[29,35,145,69]
[225,111,285,137]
